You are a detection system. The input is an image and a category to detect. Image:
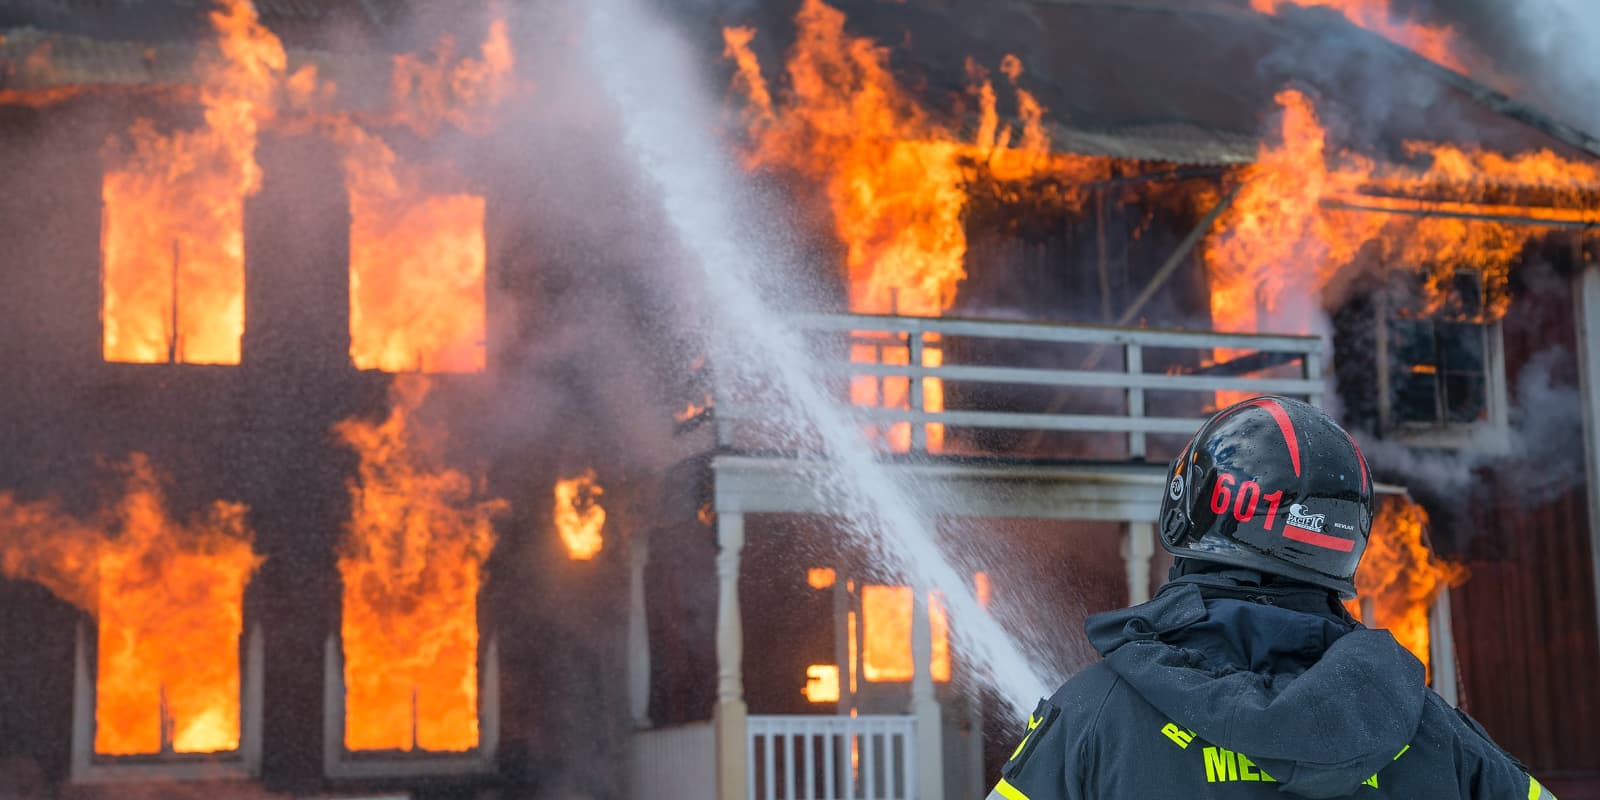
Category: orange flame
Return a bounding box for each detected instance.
[859,585,951,683]
[553,470,606,561]
[335,376,505,752]
[341,125,490,374]
[1251,0,1467,72]
[1205,88,1600,367]
[724,0,1109,452]
[338,23,512,374]
[0,455,260,755]
[1347,498,1464,680]
[808,567,837,590]
[802,664,841,703]
[100,0,284,365]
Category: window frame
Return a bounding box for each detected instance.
[69,622,263,783]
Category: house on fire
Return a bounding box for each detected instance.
[0,0,1598,799]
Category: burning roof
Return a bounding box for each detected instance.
[733,0,1598,167]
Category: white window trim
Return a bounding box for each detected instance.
[70,622,263,783]
[321,633,500,780]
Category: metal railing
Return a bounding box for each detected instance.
[714,313,1324,459]
[747,714,915,800]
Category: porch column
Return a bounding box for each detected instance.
[627,526,652,728]
[910,592,944,800]
[713,512,748,800]
[1574,256,1600,665]
[1123,522,1156,606]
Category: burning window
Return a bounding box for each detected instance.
[1388,272,1498,429]
[0,456,261,761]
[348,190,489,373]
[99,0,284,365]
[859,585,951,683]
[334,377,505,753]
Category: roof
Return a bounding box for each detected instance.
[761,0,1600,167]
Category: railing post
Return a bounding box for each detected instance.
[1123,523,1156,606]
[1126,343,1146,460]
[1302,346,1324,409]
[908,332,927,454]
[714,512,749,800]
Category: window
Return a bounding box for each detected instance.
[1334,270,1508,447]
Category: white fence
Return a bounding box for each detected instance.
[632,722,716,800]
[713,312,1324,458]
[747,715,916,800]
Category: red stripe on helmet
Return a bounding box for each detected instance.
[1248,398,1301,477]
[1345,432,1369,492]
[1283,525,1356,552]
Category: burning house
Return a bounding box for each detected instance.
[0,0,1597,798]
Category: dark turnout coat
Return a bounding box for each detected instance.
[988,572,1555,800]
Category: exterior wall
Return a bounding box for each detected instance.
[1450,256,1600,789]
[0,102,641,797]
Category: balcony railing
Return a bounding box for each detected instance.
[713,313,1325,459]
[747,714,915,800]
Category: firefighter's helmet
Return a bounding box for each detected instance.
[1159,396,1373,598]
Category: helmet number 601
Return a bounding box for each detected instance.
[1210,473,1285,530]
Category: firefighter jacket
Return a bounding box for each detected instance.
[988,571,1555,800]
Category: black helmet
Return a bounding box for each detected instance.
[1159,396,1373,598]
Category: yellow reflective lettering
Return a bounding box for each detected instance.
[1204,747,1232,783]
[1237,753,1261,782]
[1160,722,1195,750]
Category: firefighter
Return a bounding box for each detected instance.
[988,396,1555,800]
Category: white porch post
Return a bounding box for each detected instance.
[1123,522,1156,606]
[713,512,748,800]
[910,592,944,800]
[1428,586,1459,707]
[627,526,652,729]
[1574,256,1600,670]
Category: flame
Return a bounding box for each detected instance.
[335,376,505,752]
[974,571,992,609]
[674,395,713,423]
[553,470,606,561]
[808,567,837,590]
[0,455,260,755]
[338,19,512,373]
[1251,0,1467,72]
[342,126,489,374]
[859,585,951,683]
[724,0,1109,452]
[1347,498,1464,680]
[802,664,841,703]
[100,0,284,365]
[385,19,515,137]
[1204,89,1600,397]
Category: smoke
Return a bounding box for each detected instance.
[1421,0,1600,133]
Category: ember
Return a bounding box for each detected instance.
[0,455,260,755]
[336,376,505,752]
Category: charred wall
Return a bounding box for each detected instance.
[0,90,643,798]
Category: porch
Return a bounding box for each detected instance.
[634,313,1331,800]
